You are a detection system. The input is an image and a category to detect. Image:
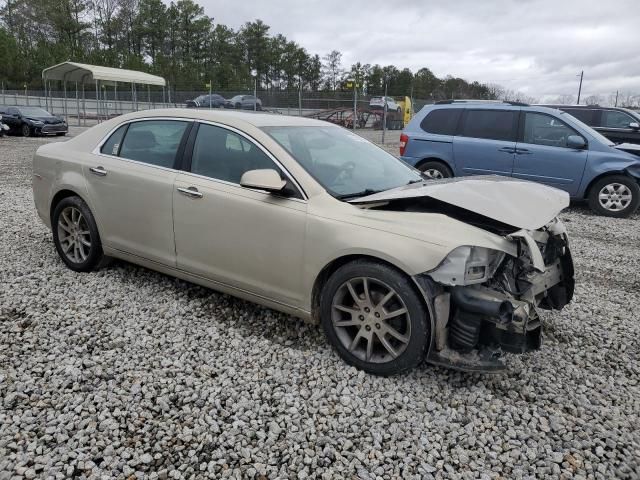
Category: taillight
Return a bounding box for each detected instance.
[399,133,408,156]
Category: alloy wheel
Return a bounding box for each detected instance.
[57,206,92,263]
[598,183,632,212]
[422,168,444,180]
[331,277,411,363]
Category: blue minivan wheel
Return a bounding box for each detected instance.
[587,175,640,218]
[418,160,453,180]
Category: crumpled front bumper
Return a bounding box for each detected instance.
[419,225,575,373]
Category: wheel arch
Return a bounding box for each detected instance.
[415,157,454,175]
[310,254,435,344]
[50,189,87,223]
[582,170,636,200]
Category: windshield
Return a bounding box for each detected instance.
[557,111,614,146]
[263,126,422,199]
[18,107,52,117]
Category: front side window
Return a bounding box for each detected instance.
[420,108,462,135]
[460,110,517,141]
[263,125,422,199]
[522,113,581,148]
[601,110,635,129]
[118,120,188,168]
[190,123,278,184]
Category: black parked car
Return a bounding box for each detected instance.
[0,106,67,137]
[224,95,262,110]
[185,94,226,108]
[543,105,640,145]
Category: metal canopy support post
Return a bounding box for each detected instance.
[95,80,100,123]
[162,86,166,108]
[43,78,47,111]
[114,82,118,114]
[82,82,86,126]
[63,79,68,124]
[147,84,151,110]
[75,82,80,126]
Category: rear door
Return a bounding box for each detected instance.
[512,111,588,196]
[84,119,191,266]
[453,109,519,176]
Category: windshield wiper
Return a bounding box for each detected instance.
[337,188,384,200]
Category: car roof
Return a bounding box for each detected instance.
[118,108,333,128]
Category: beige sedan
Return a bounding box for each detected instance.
[33,109,574,375]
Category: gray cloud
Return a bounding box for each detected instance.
[200,0,640,100]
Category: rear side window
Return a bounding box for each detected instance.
[460,110,517,141]
[563,108,596,126]
[420,108,462,135]
[601,110,635,129]
[100,125,127,156]
[118,120,188,168]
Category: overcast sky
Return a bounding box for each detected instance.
[199,0,640,102]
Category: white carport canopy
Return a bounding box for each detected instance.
[41,62,167,125]
[42,61,166,86]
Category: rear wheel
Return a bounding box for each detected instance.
[418,160,453,180]
[52,196,105,272]
[320,260,430,376]
[22,124,31,137]
[587,175,640,218]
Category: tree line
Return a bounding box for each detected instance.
[0,0,499,100]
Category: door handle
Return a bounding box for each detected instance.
[89,166,107,176]
[498,147,515,153]
[177,186,203,199]
[515,149,531,155]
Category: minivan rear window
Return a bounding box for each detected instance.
[460,110,517,142]
[420,108,462,135]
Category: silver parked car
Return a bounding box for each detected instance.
[32,109,575,375]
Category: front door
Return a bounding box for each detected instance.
[512,112,588,196]
[83,119,191,266]
[453,109,519,176]
[597,109,640,145]
[173,122,307,307]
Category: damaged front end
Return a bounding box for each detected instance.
[416,218,575,373]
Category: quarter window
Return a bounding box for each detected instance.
[100,125,127,156]
[420,108,462,135]
[191,123,281,185]
[522,113,581,148]
[118,120,188,168]
[601,110,635,129]
[460,110,517,141]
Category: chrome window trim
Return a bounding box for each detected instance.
[91,116,308,201]
[192,119,308,201]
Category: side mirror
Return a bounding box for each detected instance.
[567,135,586,149]
[629,122,640,130]
[240,169,286,192]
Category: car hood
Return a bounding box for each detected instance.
[613,143,640,156]
[27,116,63,124]
[349,175,569,230]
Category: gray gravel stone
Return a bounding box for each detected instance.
[0,128,639,479]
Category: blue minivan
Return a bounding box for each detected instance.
[400,100,640,217]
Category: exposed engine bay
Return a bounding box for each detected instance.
[355,191,575,373]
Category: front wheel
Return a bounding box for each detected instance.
[52,196,105,272]
[418,160,453,180]
[320,260,430,376]
[22,124,32,137]
[587,175,640,218]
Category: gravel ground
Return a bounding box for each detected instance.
[1,128,639,480]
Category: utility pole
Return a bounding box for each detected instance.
[382,75,388,144]
[208,79,212,108]
[615,90,619,107]
[576,71,583,105]
[251,69,257,111]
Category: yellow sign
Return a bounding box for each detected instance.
[205,83,211,88]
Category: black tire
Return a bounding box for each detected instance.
[587,175,640,218]
[418,160,453,180]
[52,196,105,272]
[235,103,242,109]
[22,124,31,137]
[320,260,430,376]
[396,107,401,114]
